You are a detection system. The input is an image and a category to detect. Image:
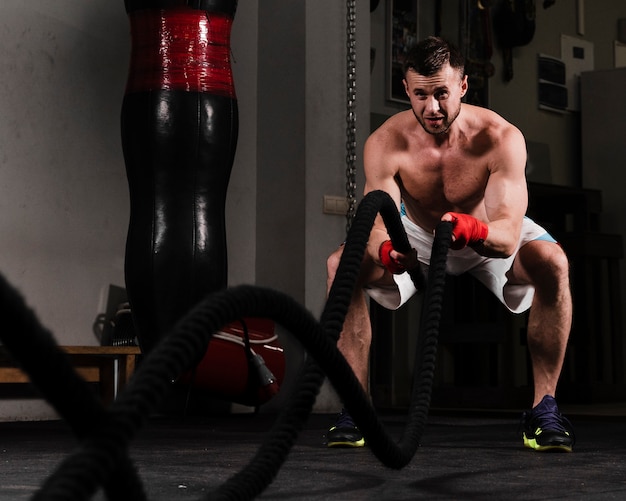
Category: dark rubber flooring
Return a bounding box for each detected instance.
[2,410,626,500]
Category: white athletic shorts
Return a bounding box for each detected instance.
[365,216,557,314]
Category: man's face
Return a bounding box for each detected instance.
[403,63,468,135]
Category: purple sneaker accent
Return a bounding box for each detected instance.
[521,395,575,452]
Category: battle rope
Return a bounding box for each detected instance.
[0,190,452,501]
[0,273,147,500]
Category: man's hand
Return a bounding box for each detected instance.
[442,212,489,250]
[378,240,419,274]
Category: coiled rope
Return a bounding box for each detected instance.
[0,190,452,500]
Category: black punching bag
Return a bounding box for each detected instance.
[121,0,238,354]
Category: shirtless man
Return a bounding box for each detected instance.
[326,37,574,452]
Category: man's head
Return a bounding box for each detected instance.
[402,36,465,79]
[402,37,468,135]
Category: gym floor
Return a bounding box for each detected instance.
[3,404,626,500]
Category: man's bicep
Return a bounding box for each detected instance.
[362,133,406,218]
[485,128,528,223]
[484,165,528,224]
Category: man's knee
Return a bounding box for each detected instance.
[518,241,570,288]
[537,242,569,277]
[327,244,388,293]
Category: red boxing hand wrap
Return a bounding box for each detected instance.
[447,212,489,250]
[379,240,406,274]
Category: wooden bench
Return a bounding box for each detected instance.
[0,346,142,406]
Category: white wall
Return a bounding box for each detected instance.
[0,2,130,420]
[0,2,129,345]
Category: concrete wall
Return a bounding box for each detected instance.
[0,2,130,419]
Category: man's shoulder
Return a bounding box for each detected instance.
[462,104,523,144]
[370,111,416,142]
[463,103,519,131]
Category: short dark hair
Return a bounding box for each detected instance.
[402,36,465,77]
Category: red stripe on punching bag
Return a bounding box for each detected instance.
[125,7,235,97]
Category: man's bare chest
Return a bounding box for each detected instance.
[397,155,489,210]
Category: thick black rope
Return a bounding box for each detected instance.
[0,190,451,500]
[0,275,147,501]
[320,190,452,468]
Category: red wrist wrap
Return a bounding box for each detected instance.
[379,240,406,274]
[448,212,489,250]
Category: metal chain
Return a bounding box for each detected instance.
[345,0,357,233]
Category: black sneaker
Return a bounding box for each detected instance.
[327,409,365,448]
[521,395,575,452]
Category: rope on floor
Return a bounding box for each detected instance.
[0,190,452,501]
